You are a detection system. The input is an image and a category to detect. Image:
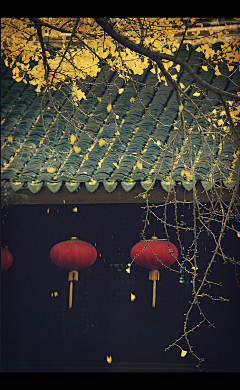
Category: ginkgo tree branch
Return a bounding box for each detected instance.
[218,94,240,147]
[29,18,50,76]
[94,17,240,101]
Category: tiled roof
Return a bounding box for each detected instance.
[1,44,240,194]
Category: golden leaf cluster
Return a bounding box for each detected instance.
[2,17,238,94]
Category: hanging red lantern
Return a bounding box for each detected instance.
[50,237,97,308]
[130,236,178,307]
[1,247,13,271]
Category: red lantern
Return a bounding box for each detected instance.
[50,237,97,308]
[1,247,13,271]
[130,236,178,307]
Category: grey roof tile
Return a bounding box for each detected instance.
[1,44,240,194]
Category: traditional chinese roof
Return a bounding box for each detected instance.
[1,44,240,196]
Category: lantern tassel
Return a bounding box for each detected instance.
[68,270,78,309]
[69,281,73,309]
[152,280,157,308]
[149,270,159,308]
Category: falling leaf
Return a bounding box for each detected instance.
[107,103,112,112]
[130,293,136,301]
[106,355,112,364]
[137,161,143,170]
[193,91,200,97]
[72,207,78,212]
[7,135,13,143]
[202,65,208,71]
[70,134,77,144]
[63,199,66,204]
[181,349,187,357]
[51,292,59,297]
[47,207,50,214]
[99,138,106,147]
[74,145,81,153]
[118,88,124,94]
[130,97,135,103]
[47,167,56,173]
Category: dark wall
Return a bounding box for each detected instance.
[1,203,240,371]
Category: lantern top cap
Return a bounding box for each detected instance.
[141,236,168,241]
[70,236,79,240]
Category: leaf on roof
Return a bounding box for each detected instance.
[74,145,81,153]
[99,138,106,147]
[70,134,77,144]
[47,167,56,173]
[7,135,13,143]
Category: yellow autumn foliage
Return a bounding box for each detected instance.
[2,17,238,95]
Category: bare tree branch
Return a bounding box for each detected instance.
[94,17,240,101]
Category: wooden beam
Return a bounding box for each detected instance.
[2,181,238,205]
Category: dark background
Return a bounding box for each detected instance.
[1,202,240,371]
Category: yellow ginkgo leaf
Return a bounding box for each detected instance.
[181,349,187,357]
[193,92,200,97]
[126,267,131,274]
[179,104,183,113]
[106,355,112,364]
[107,103,112,112]
[130,97,135,103]
[191,266,198,271]
[7,135,13,143]
[137,161,143,170]
[74,145,81,153]
[51,292,59,297]
[214,66,221,76]
[237,231,240,237]
[46,207,50,214]
[47,167,56,173]
[202,66,208,71]
[130,293,136,301]
[99,138,106,147]
[72,207,78,212]
[70,134,77,144]
[118,88,124,94]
